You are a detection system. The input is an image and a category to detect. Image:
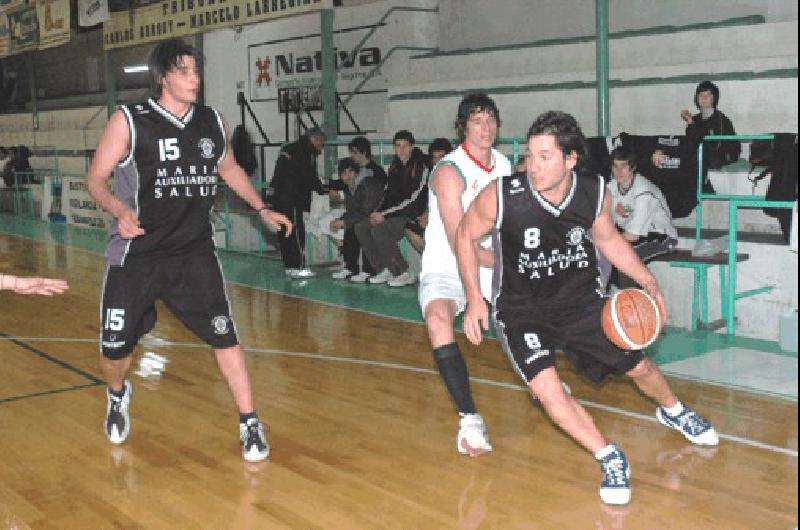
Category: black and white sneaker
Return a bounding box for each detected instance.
[656,405,719,446]
[240,418,270,462]
[598,445,631,505]
[105,380,132,445]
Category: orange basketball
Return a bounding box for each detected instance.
[601,288,662,350]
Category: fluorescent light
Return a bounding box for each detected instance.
[123,65,149,73]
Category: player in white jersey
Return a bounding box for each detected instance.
[419,93,511,456]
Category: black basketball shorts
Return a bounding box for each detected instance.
[494,298,644,384]
[100,252,239,359]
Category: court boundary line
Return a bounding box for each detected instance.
[0,333,102,384]
[3,333,797,404]
[3,335,792,457]
[0,382,103,405]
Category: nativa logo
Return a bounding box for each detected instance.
[273,47,381,75]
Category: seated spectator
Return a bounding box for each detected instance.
[428,137,452,167]
[354,130,428,287]
[514,154,526,174]
[602,146,678,290]
[329,157,386,280]
[681,81,740,188]
[348,135,388,188]
[0,147,8,188]
[2,146,17,188]
[404,138,453,255]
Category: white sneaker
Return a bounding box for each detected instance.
[331,268,353,280]
[349,271,370,283]
[105,380,132,445]
[457,413,492,456]
[287,268,316,279]
[387,270,416,287]
[368,269,392,284]
[240,418,270,462]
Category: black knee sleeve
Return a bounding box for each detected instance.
[433,342,477,415]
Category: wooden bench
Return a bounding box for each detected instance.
[652,249,750,332]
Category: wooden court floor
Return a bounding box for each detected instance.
[0,233,797,529]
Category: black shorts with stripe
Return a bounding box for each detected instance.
[494,297,643,384]
[100,252,239,359]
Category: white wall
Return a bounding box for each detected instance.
[388,20,798,140]
[438,0,798,52]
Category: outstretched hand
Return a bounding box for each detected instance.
[260,208,293,235]
[12,277,69,296]
[463,298,489,345]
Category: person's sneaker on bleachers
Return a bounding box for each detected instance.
[349,271,370,283]
[368,269,392,284]
[387,270,416,287]
[331,268,353,280]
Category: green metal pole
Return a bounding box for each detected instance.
[105,49,117,117]
[595,0,609,136]
[26,53,39,138]
[321,7,338,180]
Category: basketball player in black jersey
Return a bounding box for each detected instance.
[87,39,291,462]
[455,111,718,505]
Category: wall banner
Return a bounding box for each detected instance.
[248,25,385,104]
[103,0,324,50]
[36,0,71,50]
[8,4,38,54]
[61,176,111,229]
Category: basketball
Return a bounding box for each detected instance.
[602,288,662,350]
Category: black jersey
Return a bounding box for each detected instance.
[491,171,606,314]
[106,98,226,265]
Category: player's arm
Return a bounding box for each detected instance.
[455,181,499,345]
[432,163,493,267]
[86,109,145,239]
[217,117,292,235]
[592,194,667,320]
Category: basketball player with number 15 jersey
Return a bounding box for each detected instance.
[87,39,291,463]
[455,111,718,506]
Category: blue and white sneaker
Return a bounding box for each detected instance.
[656,405,719,446]
[598,445,631,505]
[240,418,270,462]
[105,380,132,445]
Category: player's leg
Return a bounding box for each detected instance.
[626,359,718,446]
[163,253,269,461]
[100,262,157,444]
[420,273,490,456]
[500,313,631,505]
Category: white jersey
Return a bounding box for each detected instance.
[608,173,677,239]
[421,145,512,298]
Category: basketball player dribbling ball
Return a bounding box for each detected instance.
[419,93,511,456]
[86,39,291,462]
[455,111,718,505]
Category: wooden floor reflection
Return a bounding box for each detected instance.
[0,233,797,529]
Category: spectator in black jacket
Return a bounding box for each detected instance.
[329,157,386,280]
[348,135,388,189]
[355,130,428,287]
[681,81,741,185]
[267,127,326,279]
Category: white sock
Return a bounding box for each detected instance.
[594,444,615,460]
[664,401,685,417]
